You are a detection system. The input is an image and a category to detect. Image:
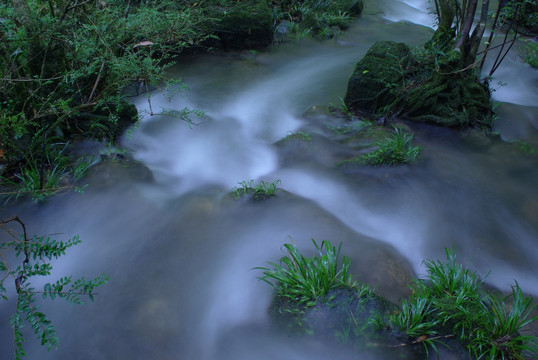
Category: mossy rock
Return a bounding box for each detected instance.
[402,50,493,127]
[344,41,412,114]
[205,0,273,49]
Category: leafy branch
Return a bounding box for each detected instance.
[1,216,109,359]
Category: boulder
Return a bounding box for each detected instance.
[401,49,492,127]
[206,0,273,50]
[344,41,412,114]
[344,41,492,127]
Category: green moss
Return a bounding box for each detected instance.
[277,131,312,143]
[206,0,273,49]
[344,41,412,113]
[344,41,493,128]
[402,50,493,127]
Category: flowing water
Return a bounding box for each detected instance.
[1,2,537,359]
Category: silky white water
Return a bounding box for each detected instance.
[1,1,537,359]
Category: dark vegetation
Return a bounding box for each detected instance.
[232,179,281,201]
[0,0,365,203]
[2,0,537,358]
[344,0,538,128]
[1,217,108,360]
[258,240,538,359]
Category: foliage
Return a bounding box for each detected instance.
[338,128,421,166]
[256,239,357,305]
[390,248,538,359]
[0,0,213,199]
[232,179,281,201]
[524,41,538,68]
[271,0,362,39]
[258,242,538,359]
[1,141,94,203]
[1,216,108,359]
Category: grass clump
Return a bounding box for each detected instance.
[258,242,538,359]
[338,128,421,166]
[390,248,538,359]
[278,131,312,143]
[256,239,357,305]
[232,179,281,201]
[1,143,94,203]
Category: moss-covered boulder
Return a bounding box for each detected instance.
[206,0,273,49]
[344,41,412,114]
[344,41,493,128]
[401,49,492,127]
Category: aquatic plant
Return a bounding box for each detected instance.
[392,248,538,359]
[256,239,357,305]
[1,217,108,360]
[338,128,421,166]
[232,179,281,201]
[278,131,312,143]
[259,242,538,359]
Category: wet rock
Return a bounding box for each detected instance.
[84,156,153,190]
[270,287,426,359]
[344,40,493,127]
[401,49,492,127]
[344,41,412,113]
[205,0,273,50]
[274,21,292,43]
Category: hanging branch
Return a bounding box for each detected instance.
[489,5,521,77]
[478,0,504,74]
[0,216,30,292]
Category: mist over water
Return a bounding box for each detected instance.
[1,2,537,359]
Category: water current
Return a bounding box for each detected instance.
[1,1,537,359]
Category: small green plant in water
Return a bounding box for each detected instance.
[338,128,421,166]
[278,131,312,143]
[232,179,281,201]
[256,239,357,305]
[391,248,538,359]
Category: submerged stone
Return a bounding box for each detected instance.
[270,287,426,359]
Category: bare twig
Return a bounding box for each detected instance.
[88,60,106,102]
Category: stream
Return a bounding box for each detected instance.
[1,1,537,359]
